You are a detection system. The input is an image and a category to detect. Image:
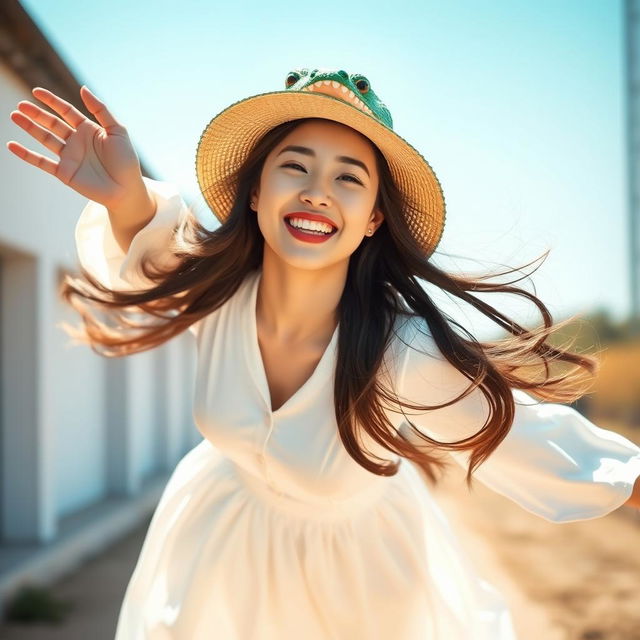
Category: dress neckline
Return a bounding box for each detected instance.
[242,269,340,417]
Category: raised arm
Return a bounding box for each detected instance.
[8,86,197,336]
[396,315,640,523]
[7,85,155,252]
[75,176,187,293]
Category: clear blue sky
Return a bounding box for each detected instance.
[19,0,628,339]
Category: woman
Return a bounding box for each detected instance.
[7,67,640,639]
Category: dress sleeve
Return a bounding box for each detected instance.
[397,316,640,523]
[74,176,199,337]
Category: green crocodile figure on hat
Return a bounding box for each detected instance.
[284,68,393,128]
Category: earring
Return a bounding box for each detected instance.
[367,228,373,235]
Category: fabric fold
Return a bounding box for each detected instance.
[74,177,200,337]
[398,315,640,523]
[74,176,187,291]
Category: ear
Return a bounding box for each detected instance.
[249,186,260,211]
[369,207,384,231]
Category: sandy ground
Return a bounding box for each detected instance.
[433,470,640,640]
[429,420,640,640]
[1,422,638,639]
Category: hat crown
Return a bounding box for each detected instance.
[284,68,393,129]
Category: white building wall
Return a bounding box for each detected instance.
[52,277,108,519]
[0,58,199,605]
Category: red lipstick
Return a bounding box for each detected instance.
[284,212,338,229]
[283,212,338,244]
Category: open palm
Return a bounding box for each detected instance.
[7,86,144,210]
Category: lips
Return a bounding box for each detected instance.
[284,211,338,230]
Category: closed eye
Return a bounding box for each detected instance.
[281,162,306,172]
[280,162,363,186]
[339,174,363,185]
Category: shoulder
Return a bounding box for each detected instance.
[388,311,439,360]
[382,311,442,389]
[232,268,260,306]
[218,268,260,313]
[194,268,260,338]
[388,311,476,400]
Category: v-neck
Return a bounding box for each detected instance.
[242,269,340,417]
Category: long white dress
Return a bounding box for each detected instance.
[75,177,640,640]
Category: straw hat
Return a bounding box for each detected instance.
[195,68,446,258]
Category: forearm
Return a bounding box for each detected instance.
[107,181,157,254]
[624,473,640,509]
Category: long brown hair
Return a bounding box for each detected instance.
[60,117,598,488]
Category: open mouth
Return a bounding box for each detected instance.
[284,217,338,236]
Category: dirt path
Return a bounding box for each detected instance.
[0,518,150,640]
[431,421,640,640]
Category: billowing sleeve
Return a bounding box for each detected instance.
[74,176,199,337]
[396,316,640,523]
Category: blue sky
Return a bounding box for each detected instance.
[18,0,628,339]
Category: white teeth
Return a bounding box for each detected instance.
[299,81,371,115]
[288,217,334,234]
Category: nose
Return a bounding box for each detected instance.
[299,179,331,209]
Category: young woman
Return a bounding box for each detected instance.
[8,67,640,639]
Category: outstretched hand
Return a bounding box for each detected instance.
[7,86,146,211]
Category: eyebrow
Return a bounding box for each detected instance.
[277,145,370,177]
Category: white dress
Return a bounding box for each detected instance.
[75,177,640,640]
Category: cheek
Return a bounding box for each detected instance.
[260,168,298,197]
[342,190,378,221]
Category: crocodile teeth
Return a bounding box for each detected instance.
[299,81,372,115]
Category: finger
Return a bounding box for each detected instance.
[79,86,124,133]
[6,141,59,177]
[10,110,65,156]
[16,100,75,141]
[31,86,86,129]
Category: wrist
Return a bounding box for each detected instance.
[107,182,157,231]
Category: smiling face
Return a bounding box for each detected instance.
[250,118,384,271]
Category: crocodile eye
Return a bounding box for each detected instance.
[355,77,370,94]
[285,72,300,88]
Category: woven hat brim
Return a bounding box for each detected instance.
[195,90,446,257]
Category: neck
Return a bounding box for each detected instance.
[256,246,345,348]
